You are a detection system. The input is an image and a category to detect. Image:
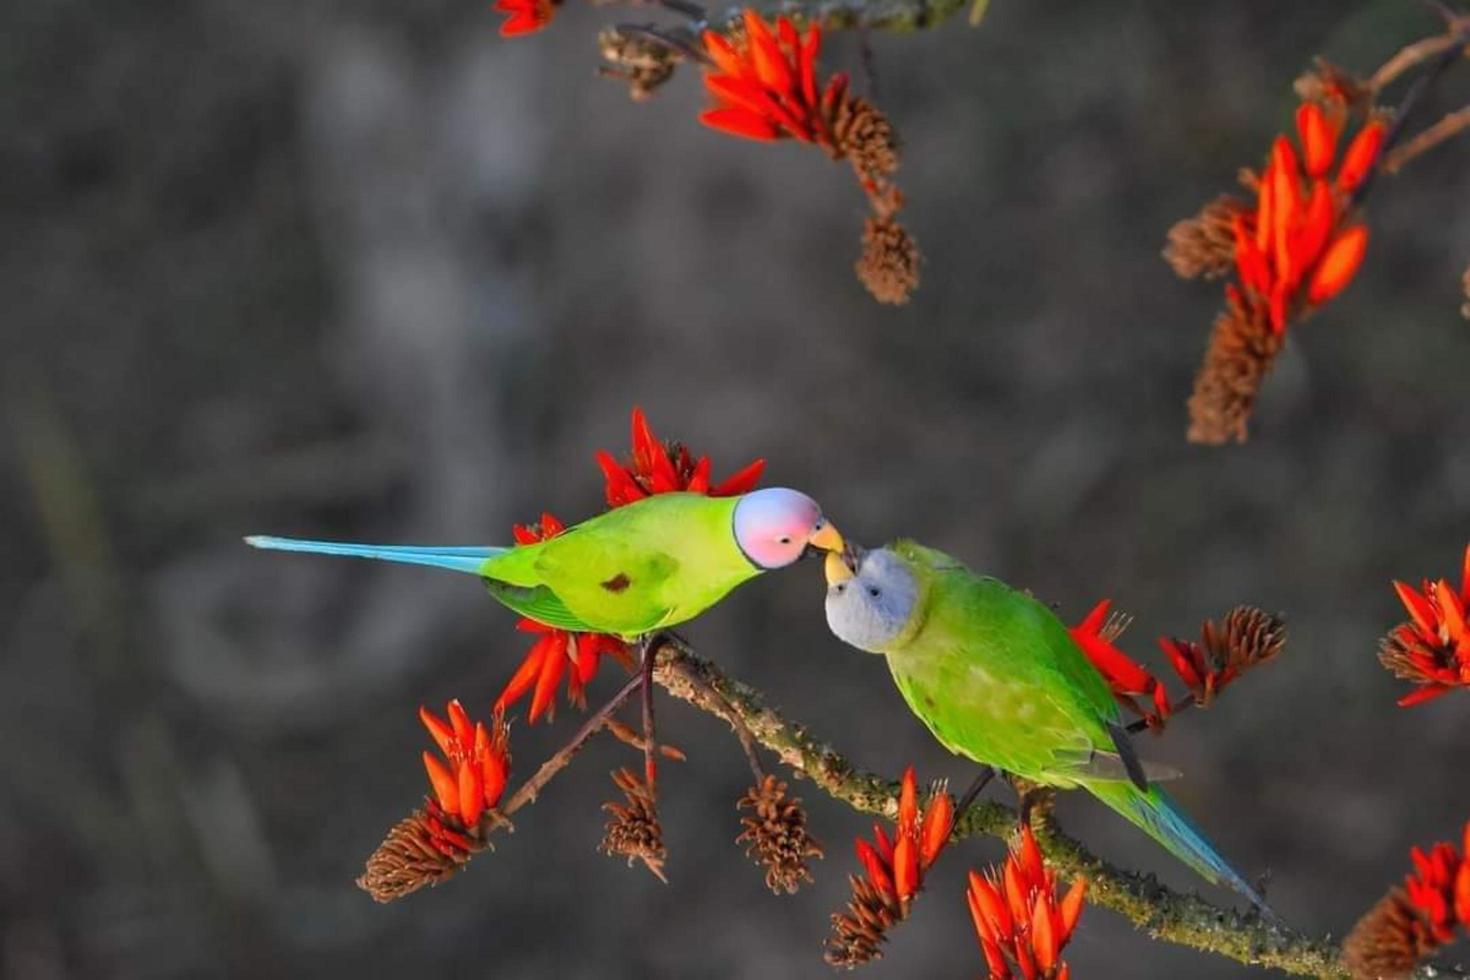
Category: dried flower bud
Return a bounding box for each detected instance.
[598,27,681,102]
[1204,606,1287,678]
[357,800,488,903]
[736,776,824,895]
[828,93,900,184]
[600,768,667,882]
[1164,196,1249,281]
[856,216,921,305]
[1187,294,1284,444]
[825,874,904,968]
[1342,888,1440,980]
[1293,59,1369,108]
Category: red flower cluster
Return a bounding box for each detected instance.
[1230,101,1383,334]
[1404,822,1470,946]
[419,699,511,830]
[1069,600,1172,724]
[492,0,556,37]
[967,825,1087,980]
[596,406,764,507]
[1070,600,1285,730]
[853,766,954,906]
[1381,543,1470,707]
[699,11,841,144]
[495,513,632,723]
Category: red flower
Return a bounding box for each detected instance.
[698,11,845,144]
[852,766,954,905]
[1230,100,1383,334]
[492,0,556,37]
[495,513,633,723]
[419,699,511,830]
[1380,543,1470,707]
[967,825,1087,980]
[1404,822,1470,945]
[1071,600,1285,730]
[595,406,764,508]
[1069,599,1173,726]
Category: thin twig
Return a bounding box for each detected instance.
[666,659,766,782]
[502,671,644,815]
[1125,693,1199,735]
[1382,102,1470,172]
[641,634,659,790]
[1369,26,1469,92]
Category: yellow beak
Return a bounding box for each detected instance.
[809,521,844,553]
[825,550,855,586]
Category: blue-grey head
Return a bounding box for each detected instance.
[823,545,920,653]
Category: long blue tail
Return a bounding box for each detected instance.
[1084,780,1277,919]
[244,536,506,575]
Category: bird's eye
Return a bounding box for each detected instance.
[835,583,846,593]
[869,587,881,598]
[778,536,791,545]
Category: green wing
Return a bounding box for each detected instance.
[484,580,597,631]
[530,528,681,636]
[888,565,1121,783]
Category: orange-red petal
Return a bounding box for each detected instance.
[711,458,765,496]
[920,793,954,868]
[893,834,919,900]
[1297,102,1336,178]
[497,636,550,712]
[529,631,569,722]
[423,751,459,815]
[1337,120,1385,193]
[458,758,486,827]
[1306,224,1368,304]
[699,107,781,141]
[897,767,919,838]
[419,706,457,756]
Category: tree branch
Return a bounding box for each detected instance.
[648,637,1463,979]
[702,0,968,34]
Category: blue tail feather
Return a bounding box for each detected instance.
[1085,780,1277,920]
[244,536,505,575]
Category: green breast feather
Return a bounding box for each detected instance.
[884,547,1119,784]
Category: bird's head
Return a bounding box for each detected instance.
[823,544,921,653]
[732,487,843,570]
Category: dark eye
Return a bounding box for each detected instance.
[869,587,881,598]
[778,536,791,545]
[835,583,846,593]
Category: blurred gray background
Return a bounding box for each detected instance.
[3,0,1469,976]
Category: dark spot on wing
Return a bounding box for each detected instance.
[601,573,631,593]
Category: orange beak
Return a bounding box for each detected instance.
[809,520,844,553]
[825,550,855,586]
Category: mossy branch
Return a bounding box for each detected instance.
[651,637,1463,979]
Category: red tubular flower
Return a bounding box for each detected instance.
[1230,100,1383,334]
[419,699,511,830]
[1069,599,1173,726]
[699,11,843,144]
[967,825,1087,980]
[595,406,765,508]
[1403,822,1470,944]
[492,0,556,37]
[1380,543,1470,707]
[495,513,633,723]
[852,766,953,906]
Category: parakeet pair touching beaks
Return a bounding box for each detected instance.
[249,487,1271,915]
